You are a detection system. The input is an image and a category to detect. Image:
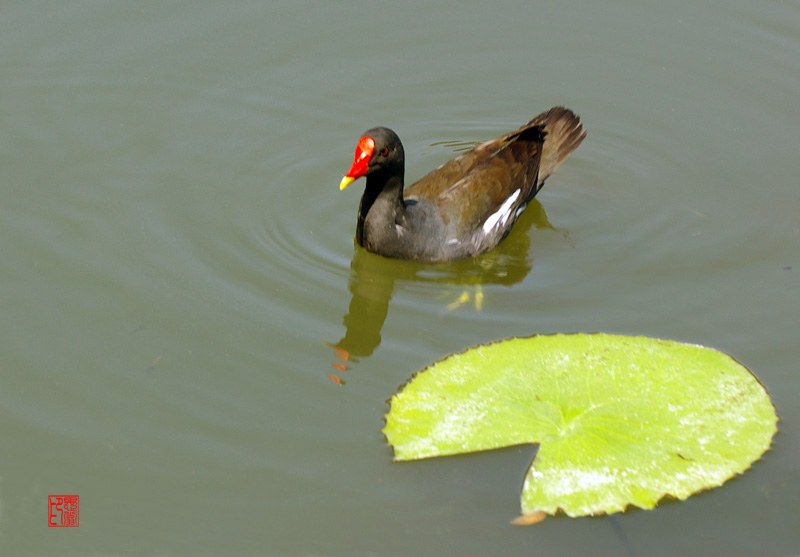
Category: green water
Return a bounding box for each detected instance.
[2,1,798,555]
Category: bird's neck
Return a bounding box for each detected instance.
[356,172,405,247]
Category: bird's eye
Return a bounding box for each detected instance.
[380,148,389,157]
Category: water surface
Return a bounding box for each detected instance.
[1,1,798,555]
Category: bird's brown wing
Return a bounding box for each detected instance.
[404,122,545,233]
[403,106,585,235]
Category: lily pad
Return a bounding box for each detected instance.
[383,333,777,519]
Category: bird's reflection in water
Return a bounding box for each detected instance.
[328,199,559,377]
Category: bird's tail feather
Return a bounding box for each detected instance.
[527,106,586,182]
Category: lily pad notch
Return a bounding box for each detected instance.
[382,333,778,522]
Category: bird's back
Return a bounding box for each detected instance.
[402,106,585,259]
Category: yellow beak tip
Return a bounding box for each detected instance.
[339,176,355,190]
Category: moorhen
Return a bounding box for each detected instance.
[339,106,586,262]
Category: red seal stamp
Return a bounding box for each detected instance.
[48,495,79,527]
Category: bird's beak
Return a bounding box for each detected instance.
[340,135,375,191]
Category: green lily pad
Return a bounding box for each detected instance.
[383,333,777,519]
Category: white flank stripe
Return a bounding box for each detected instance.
[482,189,520,234]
